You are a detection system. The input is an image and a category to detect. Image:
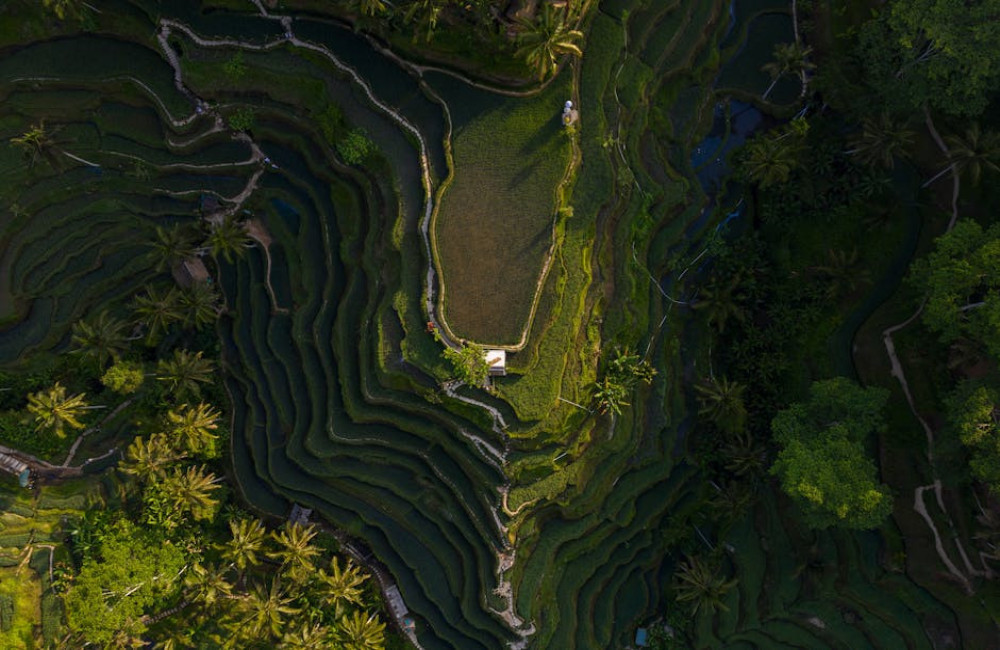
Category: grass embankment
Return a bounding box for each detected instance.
[429,71,572,346]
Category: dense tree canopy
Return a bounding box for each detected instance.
[946,382,1000,495]
[770,378,893,529]
[912,220,1000,358]
[64,520,186,643]
[858,0,1000,115]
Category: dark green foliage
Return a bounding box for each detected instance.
[336,128,376,165]
[856,0,1000,116]
[945,382,1000,496]
[228,107,255,132]
[223,51,247,83]
[64,519,187,643]
[771,378,893,529]
[592,348,656,415]
[0,593,13,633]
[442,343,489,386]
[911,220,1000,358]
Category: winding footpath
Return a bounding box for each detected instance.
[880,111,993,592]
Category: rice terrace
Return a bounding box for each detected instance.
[0,0,999,649]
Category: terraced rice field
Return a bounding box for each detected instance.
[0,0,972,648]
[430,72,572,347]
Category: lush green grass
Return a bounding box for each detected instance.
[428,70,573,346]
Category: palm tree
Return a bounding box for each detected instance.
[205,215,251,264]
[357,0,388,18]
[10,122,62,169]
[672,555,738,616]
[592,375,630,416]
[179,282,221,329]
[336,610,386,650]
[42,0,84,20]
[722,431,768,478]
[70,311,129,368]
[315,556,367,617]
[944,123,1000,187]
[166,402,220,453]
[693,275,746,333]
[121,433,186,479]
[148,224,198,274]
[184,562,234,607]
[694,376,747,435]
[161,464,222,521]
[156,349,215,399]
[222,518,267,574]
[738,135,799,188]
[847,112,914,170]
[814,248,870,297]
[403,0,441,42]
[27,383,91,438]
[235,579,300,640]
[272,523,321,581]
[516,6,584,81]
[280,622,334,649]
[761,42,814,100]
[132,286,184,344]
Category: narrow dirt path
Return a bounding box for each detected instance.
[879,110,991,588]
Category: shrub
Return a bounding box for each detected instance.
[227,107,255,132]
[336,128,376,165]
[223,51,246,83]
[101,361,144,395]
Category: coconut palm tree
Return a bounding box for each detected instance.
[42,0,84,20]
[336,610,386,650]
[165,402,220,454]
[814,248,870,297]
[235,579,300,641]
[672,555,738,616]
[693,275,746,333]
[179,282,221,329]
[281,622,334,649]
[222,518,268,575]
[184,562,234,607]
[722,431,768,478]
[357,0,388,18]
[272,523,321,582]
[761,42,814,100]
[516,6,584,81]
[847,112,914,170]
[148,224,198,274]
[944,123,1000,187]
[132,286,184,344]
[403,0,441,42]
[10,122,62,169]
[315,556,367,617]
[121,433,185,480]
[161,464,221,522]
[592,375,630,416]
[738,135,799,188]
[694,376,747,435]
[205,215,251,264]
[156,349,215,399]
[27,383,91,438]
[70,311,129,369]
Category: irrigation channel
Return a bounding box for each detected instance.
[0,0,976,647]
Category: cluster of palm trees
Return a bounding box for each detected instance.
[161,520,386,648]
[346,0,585,81]
[592,347,657,416]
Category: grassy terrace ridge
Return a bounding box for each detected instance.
[429,70,574,347]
